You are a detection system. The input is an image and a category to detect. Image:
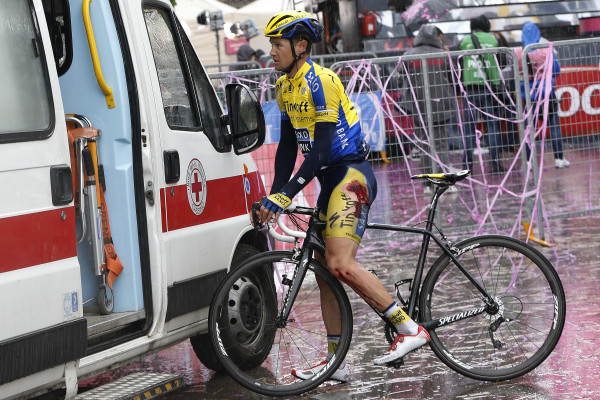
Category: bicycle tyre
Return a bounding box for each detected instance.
[209,250,353,396]
[420,235,565,381]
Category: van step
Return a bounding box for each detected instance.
[75,372,184,400]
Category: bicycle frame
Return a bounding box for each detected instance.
[367,185,498,328]
[276,184,498,331]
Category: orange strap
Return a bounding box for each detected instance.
[98,163,124,290]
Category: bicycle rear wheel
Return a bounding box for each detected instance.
[420,235,565,381]
[209,250,353,397]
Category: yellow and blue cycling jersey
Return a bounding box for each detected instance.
[275,58,368,163]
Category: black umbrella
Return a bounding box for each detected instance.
[401,0,458,33]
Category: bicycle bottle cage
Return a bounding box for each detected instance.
[394,279,413,307]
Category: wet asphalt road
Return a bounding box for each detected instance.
[81,213,600,399]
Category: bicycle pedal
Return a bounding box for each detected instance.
[386,358,404,369]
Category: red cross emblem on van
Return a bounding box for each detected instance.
[186,158,207,215]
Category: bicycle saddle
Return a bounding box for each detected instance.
[410,170,471,185]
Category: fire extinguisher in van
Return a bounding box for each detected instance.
[359,10,380,37]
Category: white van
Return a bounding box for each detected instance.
[0,0,268,398]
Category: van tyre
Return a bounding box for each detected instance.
[191,244,263,372]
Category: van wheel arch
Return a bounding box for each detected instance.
[190,242,262,371]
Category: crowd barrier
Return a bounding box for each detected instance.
[204,60,262,74]
[263,51,378,69]
[521,37,600,241]
[208,37,600,246]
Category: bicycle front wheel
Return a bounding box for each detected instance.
[208,250,353,397]
[420,235,565,381]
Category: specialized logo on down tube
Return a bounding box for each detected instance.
[187,158,207,216]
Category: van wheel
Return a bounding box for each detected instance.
[190,243,261,372]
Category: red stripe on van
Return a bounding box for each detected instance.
[161,175,247,232]
[0,207,77,273]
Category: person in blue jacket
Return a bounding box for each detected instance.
[521,22,570,168]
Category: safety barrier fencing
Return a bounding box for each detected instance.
[204,60,262,74]
[263,51,378,70]
[521,37,600,242]
[208,37,600,253]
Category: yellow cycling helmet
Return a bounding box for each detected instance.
[265,10,323,43]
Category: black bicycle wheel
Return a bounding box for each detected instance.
[209,250,353,396]
[420,235,565,381]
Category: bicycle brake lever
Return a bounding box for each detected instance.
[251,201,263,230]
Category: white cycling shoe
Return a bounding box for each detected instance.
[373,326,431,366]
[291,360,349,382]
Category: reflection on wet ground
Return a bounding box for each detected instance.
[80,213,600,399]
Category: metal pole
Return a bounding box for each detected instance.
[522,44,545,241]
[513,48,536,237]
[215,28,221,72]
[422,59,443,228]
[422,59,438,173]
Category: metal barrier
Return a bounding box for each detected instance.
[330,48,529,239]
[208,39,600,244]
[209,67,279,103]
[311,51,377,68]
[204,60,262,74]
[263,52,377,69]
[521,37,600,239]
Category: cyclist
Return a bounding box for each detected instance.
[254,10,430,381]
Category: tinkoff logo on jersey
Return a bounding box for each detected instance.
[284,101,309,113]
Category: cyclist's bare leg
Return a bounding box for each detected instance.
[313,252,342,334]
[325,237,394,312]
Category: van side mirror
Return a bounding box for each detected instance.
[225,84,265,155]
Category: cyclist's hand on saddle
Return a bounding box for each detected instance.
[258,192,291,224]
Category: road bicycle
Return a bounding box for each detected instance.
[208,170,566,397]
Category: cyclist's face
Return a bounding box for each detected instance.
[269,37,293,72]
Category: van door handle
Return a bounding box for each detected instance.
[50,165,74,206]
[163,150,180,184]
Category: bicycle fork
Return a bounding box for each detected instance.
[275,219,325,328]
[276,249,311,328]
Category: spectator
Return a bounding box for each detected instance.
[520,22,570,168]
[230,44,261,71]
[253,49,271,67]
[399,24,457,193]
[254,48,265,59]
[459,15,506,174]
